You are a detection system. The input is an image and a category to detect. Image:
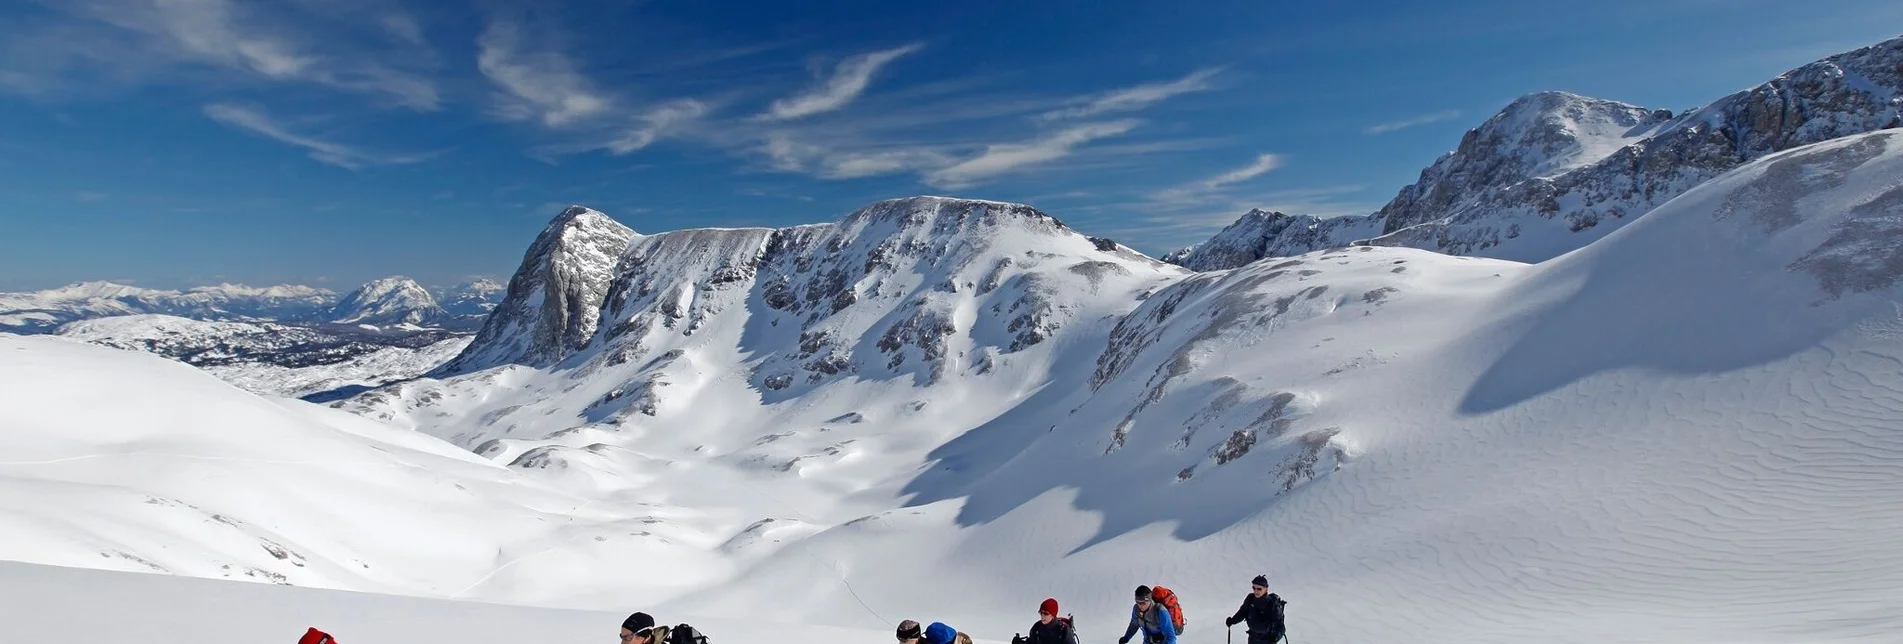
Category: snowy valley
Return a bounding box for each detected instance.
[0,276,499,397]
[4,34,1903,644]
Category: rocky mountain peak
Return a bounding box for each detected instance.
[435,205,638,374]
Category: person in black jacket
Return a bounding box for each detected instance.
[1223,575,1287,644]
[1013,598,1076,644]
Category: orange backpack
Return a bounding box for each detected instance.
[1150,585,1187,633]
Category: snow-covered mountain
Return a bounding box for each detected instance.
[311,135,1903,643]
[1171,35,1903,271]
[437,278,507,318]
[329,277,450,327]
[53,314,470,398]
[10,39,1903,644]
[0,281,338,334]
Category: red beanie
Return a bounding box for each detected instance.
[1039,598,1059,615]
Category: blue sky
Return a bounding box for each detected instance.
[1,0,1899,292]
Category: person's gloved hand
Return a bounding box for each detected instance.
[1225,617,1238,627]
[1118,636,1130,644]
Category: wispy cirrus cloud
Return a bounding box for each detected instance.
[607,99,711,154]
[1364,109,1462,134]
[9,0,441,109]
[925,120,1141,188]
[1204,153,1284,188]
[474,19,712,159]
[476,20,612,127]
[763,43,925,120]
[761,133,954,179]
[1041,68,1223,120]
[1147,152,1285,203]
[203,103,431,169]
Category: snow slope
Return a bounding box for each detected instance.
[7,138,1903,642]
[52,314,471,398]
[0,560,900,644]
[0,335,744,609]
[332,148,1903,644]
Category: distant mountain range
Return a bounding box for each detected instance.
[0,276,504,334]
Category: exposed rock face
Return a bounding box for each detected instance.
[1371,91,1674,237]
[1169,36,1903,270]
[435,206,637,374]
[1162,209,1382,272]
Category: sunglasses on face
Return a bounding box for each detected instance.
[1253,586,1267,591]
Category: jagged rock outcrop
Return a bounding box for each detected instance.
[1162,209,1382,272]
[435,206,637,374]
[1370,91,1673,236]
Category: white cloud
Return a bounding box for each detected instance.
[379,13,427,47]
[760,133,951,179]
[926,120,1141,188]
[608,99,709,154]
[764,43,925,120]
[1364,109,1463,134]
[46,0,441,109]
[477,20,612,127]
[203,103,430,169]
[1147,152,1285,204]
[1204,153,1284,188]
[1042,68,1222,120]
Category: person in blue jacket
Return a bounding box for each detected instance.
[1118,585,1177,644]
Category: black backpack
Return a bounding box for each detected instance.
[667,623,708,644]
[1056,615,1081,644]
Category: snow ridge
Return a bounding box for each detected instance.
[1172,35,1903,270]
